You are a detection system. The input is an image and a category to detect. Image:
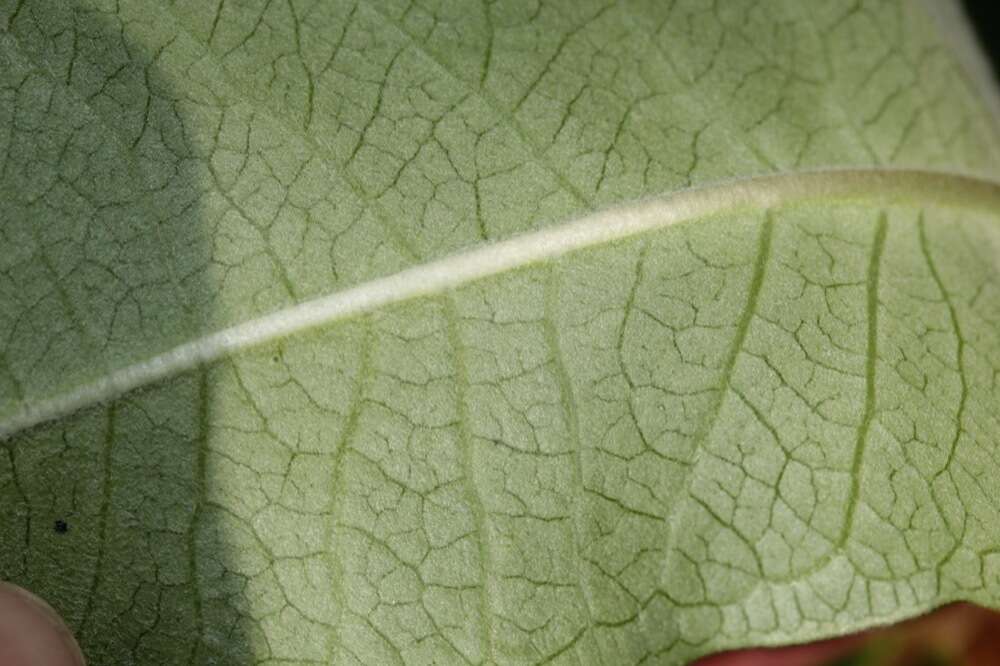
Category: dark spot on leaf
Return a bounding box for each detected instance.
[53,519,68,534]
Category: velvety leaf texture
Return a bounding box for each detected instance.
[1,1,1000,664]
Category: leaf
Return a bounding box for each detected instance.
[1,1,999,664]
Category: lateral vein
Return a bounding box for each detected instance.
[838,212,889,547]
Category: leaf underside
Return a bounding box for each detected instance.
[1,1,1000,664]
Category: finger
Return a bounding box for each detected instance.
[0,582,85,666]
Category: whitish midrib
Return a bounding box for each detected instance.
[3,168,999,439]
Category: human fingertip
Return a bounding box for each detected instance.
[0,582,85,666]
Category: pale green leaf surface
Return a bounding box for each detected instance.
[1,1,1000,664]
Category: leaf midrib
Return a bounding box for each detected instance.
[2,167,999,440]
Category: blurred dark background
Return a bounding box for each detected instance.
[963,0,999,79]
